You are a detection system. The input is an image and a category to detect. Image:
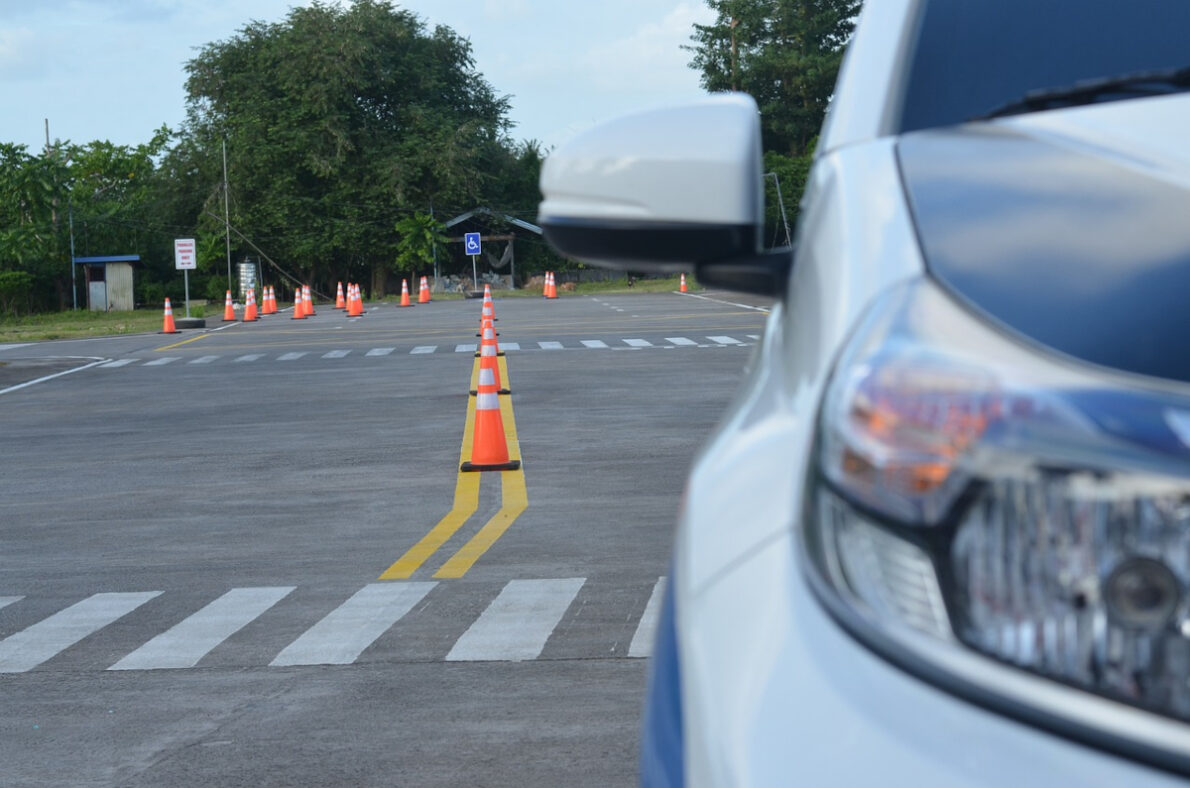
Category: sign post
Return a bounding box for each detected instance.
[464,232,481,292]
[174,238,197,317]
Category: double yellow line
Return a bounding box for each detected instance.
[379,355,527,580]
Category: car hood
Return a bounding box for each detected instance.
[897,93,1190,384]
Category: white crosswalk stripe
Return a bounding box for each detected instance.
[270,582,437,666]
[581,340,608,349]
[665,337,698,346]
[747,334,761,340]
[538,341,564,350]
[234,354,264,362]
[0,578,666,672]
[446,578,585,662]
[455,344,477,353]
[410,346,436,354]
[629,578,666,658]
[707,336,743,345]
[110,587,295,671]
[0,592,161,673]
[365,347,394,356]
[190,355,220,364]
[322,350,351,359]
[277,352,306,361]
[499,342,520,351]
[623,339,652,348]
[99,358,137,368]
[143,356,180,366]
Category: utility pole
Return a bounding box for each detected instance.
[223,138,232,290]
[730,17,740,92]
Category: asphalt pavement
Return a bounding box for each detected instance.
[0,288,769,787]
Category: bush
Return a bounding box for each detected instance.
[0,271,34,316]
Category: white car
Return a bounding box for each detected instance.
[539,0,1190,785]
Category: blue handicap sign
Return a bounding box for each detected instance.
[464,232,482,256]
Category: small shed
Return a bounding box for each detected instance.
[73,255,140,311]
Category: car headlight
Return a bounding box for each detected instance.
[804,277,1190,769]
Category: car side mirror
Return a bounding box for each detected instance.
[538,93,791,296]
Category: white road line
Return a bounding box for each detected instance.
[707,336,743,345]
[189,355,219,364]
[0,592,161,673]
[455,344,477,353]
[0,343,31,351]
[0,358,108,396]
[365,348,395,357]
[322,350,351,359]
[0,596,23,610]
[234,354,264,363]
[629,578,667,658]
[677,291,772,313]
[410,346,437,354]
[99,358,138,368]
[581,340,609,349]
[665,337,698,346]
[270,582,437,666]
[747,334,761,340]
[143,357,180,366]
[623,339,652,348]
[499,342,520,351]
[109,587,295,671]
[538,341,564,350]
[277,352,307,361]
[446,578,585,662]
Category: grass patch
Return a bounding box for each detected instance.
[0,304,211,342]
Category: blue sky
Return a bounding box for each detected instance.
[0,0,714,153]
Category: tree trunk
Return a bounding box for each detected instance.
[371,263,387,299]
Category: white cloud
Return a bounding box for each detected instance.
[581,2,714,92]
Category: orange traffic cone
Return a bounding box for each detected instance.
[418,276,430,304]
[398,278,413,307]
[291,287,306,319]
[546,271,558,299]
[160,298,180,334]
[265,285,277,314]
[680,273,688,293]
[302,284,316,316]
[474,314,505,358]
[349,283,363,316]
[471,318,510,395]
[335,281,346,310]
[222,290,236,322]
[244,288,259,322]
[461,364,519,472]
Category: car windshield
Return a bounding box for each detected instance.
[898,0,1190,132]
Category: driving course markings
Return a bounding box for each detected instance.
[379,353,526,580]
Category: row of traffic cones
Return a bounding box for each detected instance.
[462,284,518,472]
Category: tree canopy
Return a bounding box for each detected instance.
[687,0,860,157]
[182,0,527,295]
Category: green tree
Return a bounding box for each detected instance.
[182,0,513,295]
[394,211,448,276]
[687,0,860,156]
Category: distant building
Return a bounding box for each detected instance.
[74,255,140,311]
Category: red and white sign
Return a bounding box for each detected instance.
[174,238,197,270]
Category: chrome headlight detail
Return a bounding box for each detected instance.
[805,278,1190,768]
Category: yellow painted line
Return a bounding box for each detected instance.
[379,399,481,580]
[382,352,525,580]
[155,333,211,351]
[433,469,526,579]
[433,386,526,579]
